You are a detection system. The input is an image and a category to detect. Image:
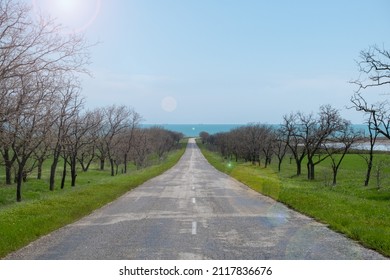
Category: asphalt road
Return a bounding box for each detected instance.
[6,139,386,259]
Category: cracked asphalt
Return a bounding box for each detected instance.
[5,139,387,259]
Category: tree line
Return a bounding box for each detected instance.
[0,0,183,202]
[201,44,390,187]
[201,105,359,186]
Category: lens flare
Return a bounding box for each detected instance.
[161,96,178,112]
[32,0,101,33]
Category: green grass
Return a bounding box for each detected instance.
[199,143,390,258]
[0,143,186,258]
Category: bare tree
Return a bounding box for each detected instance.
[32,133,51,180]
[131,128,151,168]
[0,0,92,197]
[357,113,380,186]
[0,128,17,185]
[98,105,133,176]
[148,127,180,160]
[199,131,210,144]
[213,132,231,159]
[63,109,101,187]
[260,125,274,168]
[206,124,275,169]
[351,93,390,139]
[247,124,263,165]
[324,122,360,186]
[0,0,91,81]
[7,74,57,201]
[229,128,243,162]
[281,106,344,179]
[49,81,83,190]
[350,45,390,139]
[281,113,306,176]
[349,44,390,186]
[304,105,344,180]
[274,128,289,172]
[76,108,102,172]
[0,76,20,184]
[120,111,142,173]
[351,45,390,93]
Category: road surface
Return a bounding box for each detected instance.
[5,139,386,259]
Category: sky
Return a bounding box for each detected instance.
[31,0,390,124]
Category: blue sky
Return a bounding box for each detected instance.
[33,0,390,124]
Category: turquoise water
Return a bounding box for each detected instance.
[141,124,242,137]
[142,124,369,137]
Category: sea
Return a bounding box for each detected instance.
[141,124,243,137]
[142,124,370,138]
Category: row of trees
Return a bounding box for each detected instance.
[201,105,359,186]
[0,96,182,202]
[0,0,90,201]
[202,44,390,187]
[0,0,183,202]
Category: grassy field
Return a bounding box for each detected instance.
[0,142,187,258]
[199,143,390,258]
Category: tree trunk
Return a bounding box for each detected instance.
[124,153,128,174]
[49,158,59,191]
[277,155,284,172]
[332,168,338,186]
[5,161,12,185]
[16,161,27,202]
[364,150,374,186]
[307,161,315,180]
[78,152,95,172]
[61,159,67,189]
[110,158,115,176]
[3,148,13,185]
[16,170,23,202]
[37,158,43,179]
[100,158,105,170]
[50,149,61,191]
[364,162,373,186]
[84,160,92,172]
[80,161,87,172]
[70,157,77,187]
[296,159,302,176]
[79,158,92,172]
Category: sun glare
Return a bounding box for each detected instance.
[56,0,79,13]
[33,0,101,33]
